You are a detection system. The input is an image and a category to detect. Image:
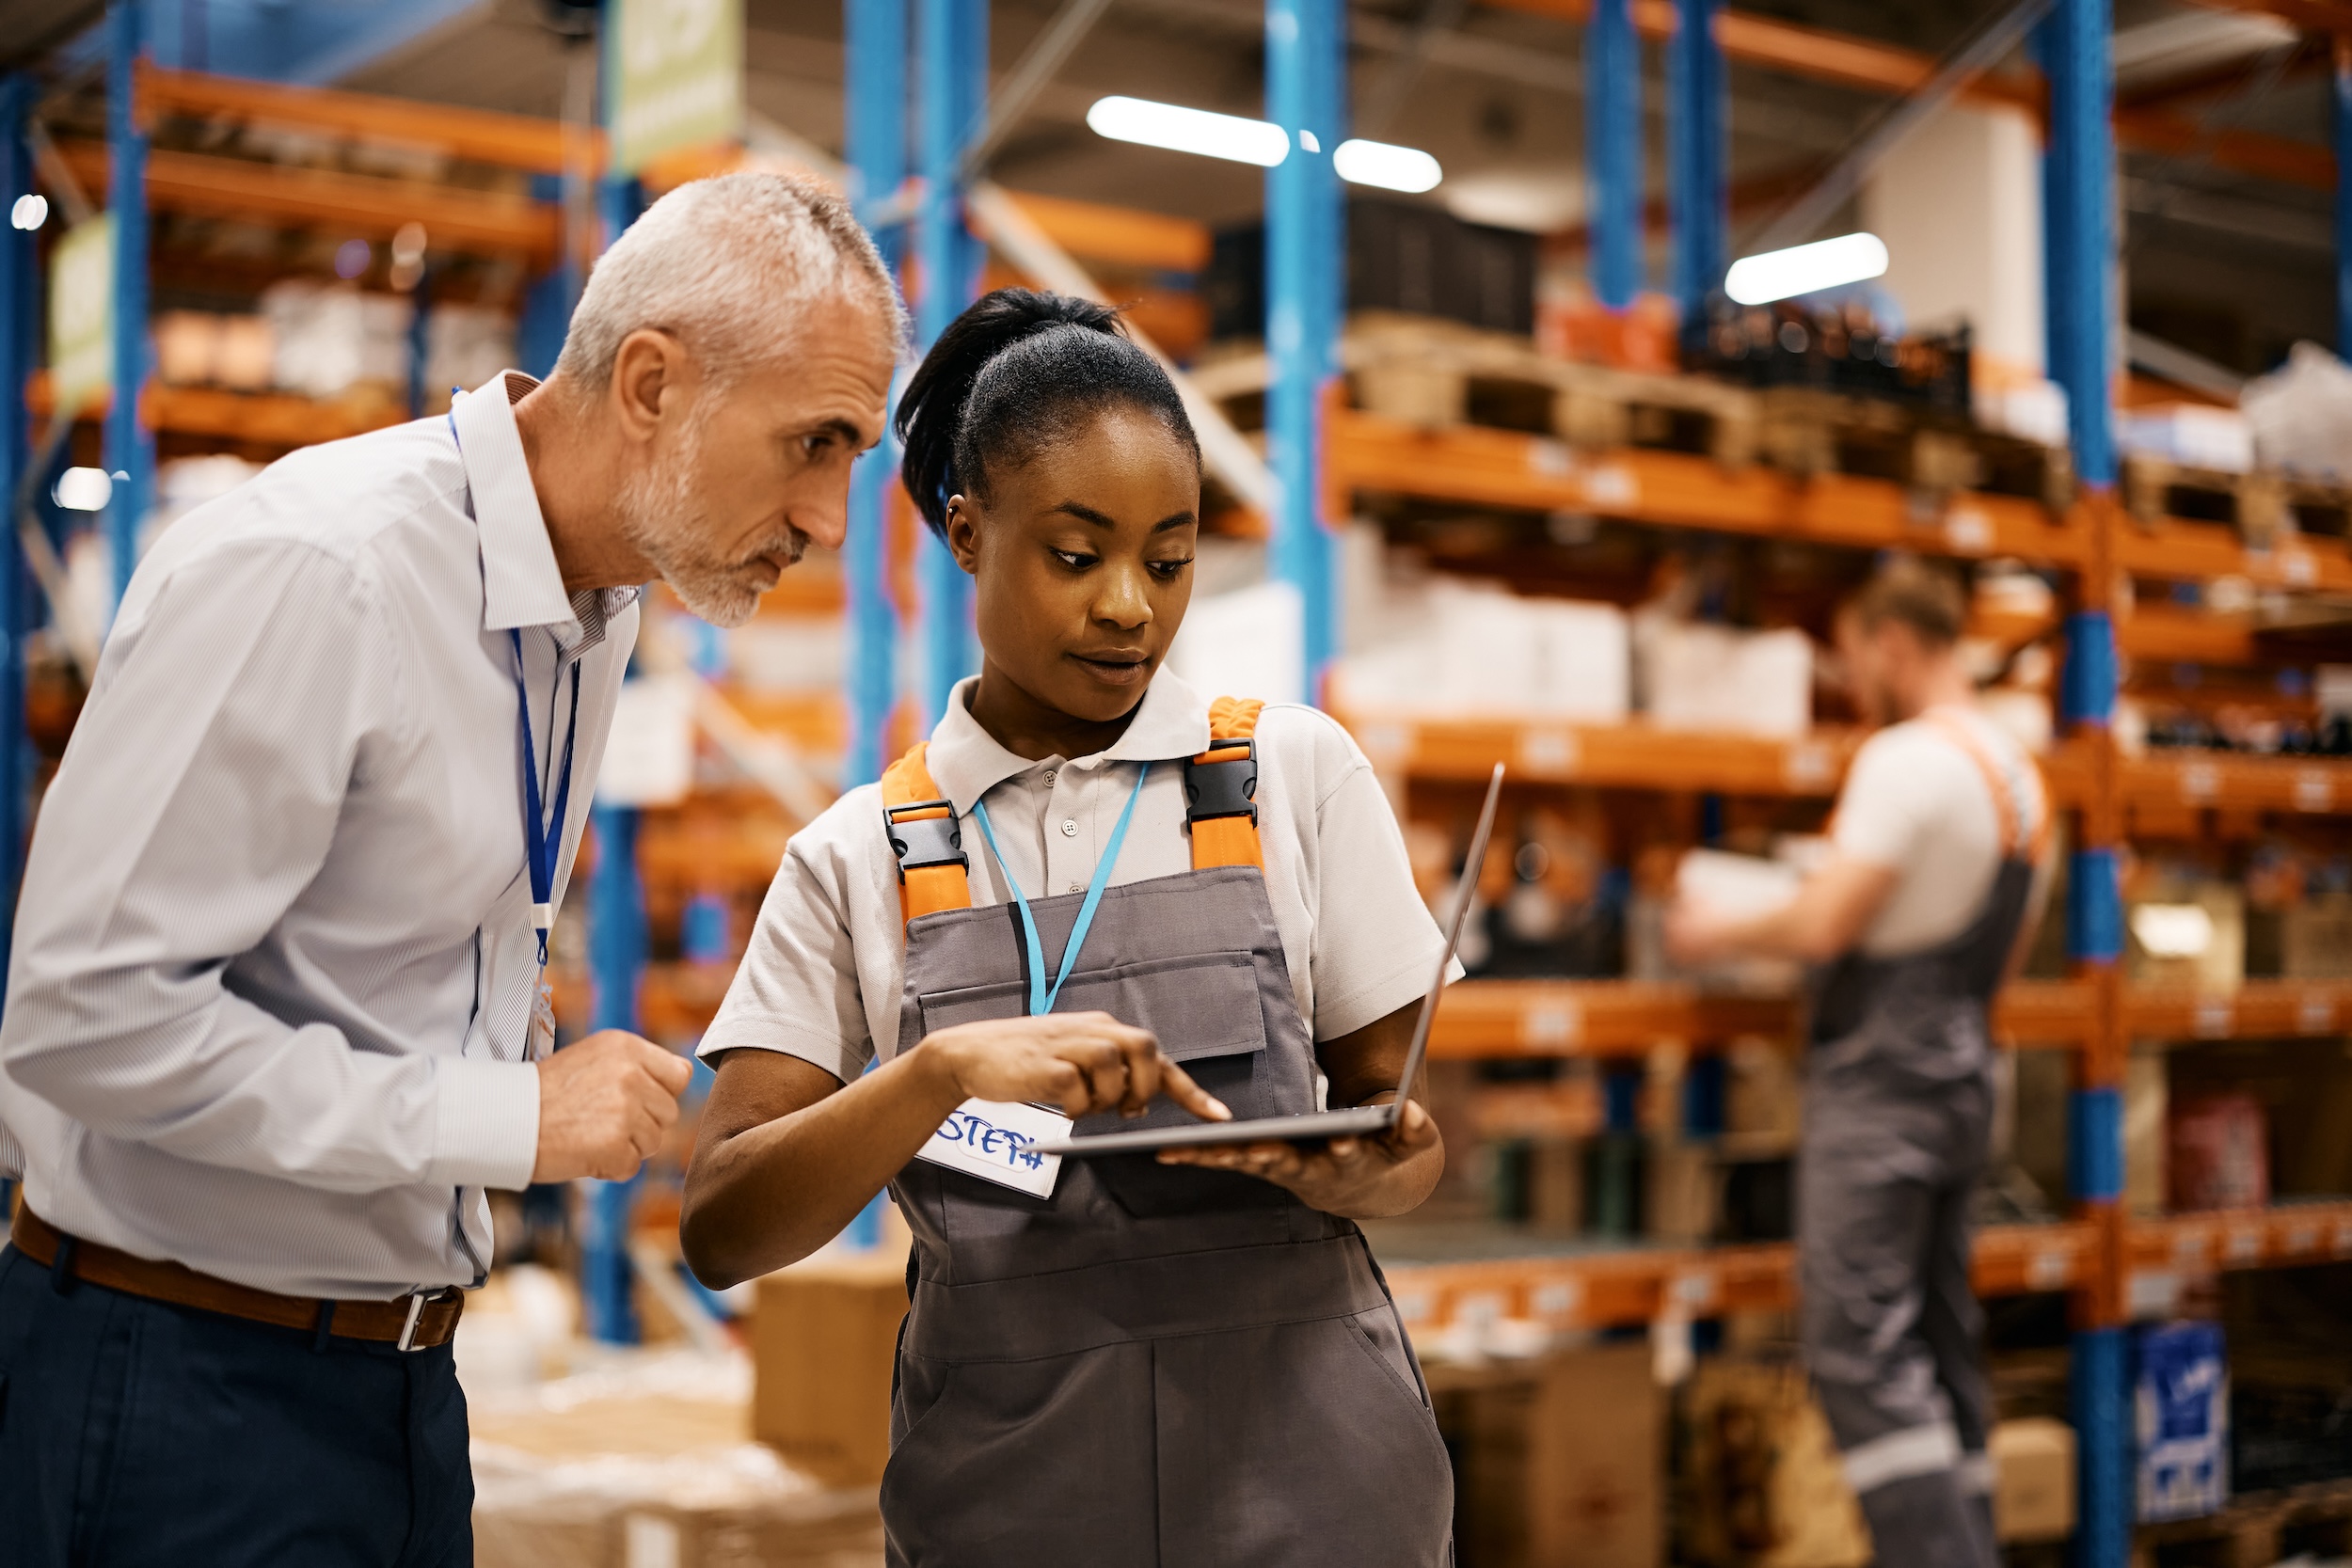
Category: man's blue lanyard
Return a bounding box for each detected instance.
[514,629,581,969]
[971,764,1150,1017]
[451,402,581,971]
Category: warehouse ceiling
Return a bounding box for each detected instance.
[25,0,2344,369]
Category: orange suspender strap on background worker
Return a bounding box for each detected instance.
[882,697,1268,930]
[1922,707,2053,864]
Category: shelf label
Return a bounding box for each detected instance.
[1581,465,1640,511]
[2286,1224,2320,1257]
[1943,506,1994,555]
[2282,546,2319,588]
[1518,728,1579,775]
[2181,762,2221,803]
[2334,1223,2352,1258]
[2296,769,2334,813]
[2026,1250,2072,1291]
[2300,994,2336,1034]
[2193,999,2234,1038]
[2127,1270,2183,1320]
[1529,439,1575,478]
[1392,1290,1434,1324]
[2172,1231,2211,1266]
[1670,1270,1721,1312]
[1358,722,1415,768]
[1455,1291,1504,1332]
[1532,1278,1583,1323]
[2226,1227,2265,1264]
[1523,1003,1582,1049]
[1783,741,1836,792]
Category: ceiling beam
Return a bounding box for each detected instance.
[2117,35,2325,110]
[1488,0,2337,194]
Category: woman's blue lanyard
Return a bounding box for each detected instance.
[971,763,1150,1017]
[452,404,581,971]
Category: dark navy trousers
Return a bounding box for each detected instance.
[0,1243,471,1568]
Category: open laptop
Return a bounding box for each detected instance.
[1029,762,1505,1158]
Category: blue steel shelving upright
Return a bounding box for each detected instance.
[1264,0,1344,689]
[2042,0,2128,1561]
[106,0,153,610]
[1585,0,1642,312]
[914,0,986,727]
[844,0,908,789]
[1666,0,1724,326]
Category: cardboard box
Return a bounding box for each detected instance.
[752,1245,910,1487]
[1990,1418,2076,1543]
[1449,1342,1664,1567]
[2136,1321,2229,1523]
[1681,1358,1872,1568]
[2283,893,2352,979]
[1645,625,1814,740]
[1645,1138,1721,1245]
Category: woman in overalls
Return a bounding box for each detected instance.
[681,289,1457,1565]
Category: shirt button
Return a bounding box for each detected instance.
[1042,769,1057,786]
[1059,818,1078,837]
[1068,881,1083,894]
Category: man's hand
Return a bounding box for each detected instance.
[1155,1096,1440,1217]
[915,1010,1231,1123]
[533,1030,695,1181]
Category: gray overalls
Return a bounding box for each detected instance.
[876,732,1455,1567]
[1796,713,2042,1568]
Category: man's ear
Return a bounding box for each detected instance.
[946,495,981,577]
[608,329,689,441]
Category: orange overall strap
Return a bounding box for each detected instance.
[1186,696,1265,872]
[882,742,972,928]
[1923,708,2053,864]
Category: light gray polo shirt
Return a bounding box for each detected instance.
[701,670,1451,1081]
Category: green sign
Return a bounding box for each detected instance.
[609,0,743,175]
[49,215,112,414]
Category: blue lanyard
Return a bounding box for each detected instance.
[971,763,1150,1017]
[451,404,582,971]
[513,631,581,969]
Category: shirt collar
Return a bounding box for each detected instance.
[453,369,576,634]
[922,669,1214,815]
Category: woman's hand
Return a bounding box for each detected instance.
[916,1010,1232,1123]
[1154,1095,1440,1218]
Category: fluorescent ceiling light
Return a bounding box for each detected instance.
[1724,232,1890,307]
[1335,138,1442,194]
[9,193,45,231]
[54,467,112,512]
[1087,96,1289,167]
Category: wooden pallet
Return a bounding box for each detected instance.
[2134,1480,2352,1568]
[2122,455,2352,550]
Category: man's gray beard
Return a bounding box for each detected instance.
[613,433,803,630]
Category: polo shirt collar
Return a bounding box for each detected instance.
[453,369,575,634]
[922,669,1214,815]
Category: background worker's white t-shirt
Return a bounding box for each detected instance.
[1832,705,2047,958]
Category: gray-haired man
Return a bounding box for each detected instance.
[0,173,900,1567]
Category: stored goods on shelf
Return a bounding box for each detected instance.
[1641,623,1814,740]
[1987,1418,2076,1544]
[1332,579,1629,722]
[1440,1341,1663,1568]
[2169,1093,2271,1212]
[2126,1050,2169,1216]
[2244,342,2352,483]
[2120,405,2255,475]
[2137,1321,2231,1523]
[1680,1355,1871,1568]
[1205,198,1538,340]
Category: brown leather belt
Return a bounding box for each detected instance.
[9,1206,464,1350]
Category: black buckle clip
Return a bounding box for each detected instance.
[885,799,967,881]
[1183,740,1259,829]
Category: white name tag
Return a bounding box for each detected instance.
[914,1098,1070,1197]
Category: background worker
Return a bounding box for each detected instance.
[0,174,903,1568]
[1667,557,2052,1568]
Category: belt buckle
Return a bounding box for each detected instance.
[396,1291,430,1352]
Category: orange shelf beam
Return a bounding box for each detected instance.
[1383,1221,2096,1336]
[53,141,558,263]
[139,65,581,174]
